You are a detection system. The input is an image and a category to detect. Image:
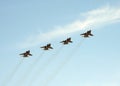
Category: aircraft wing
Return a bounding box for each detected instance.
[80,33,85,35]
[49,47,53,49]
[41,46,46,48]
[19,53,24,55]
[90,34,93,36]
[60,40,65,43]
[29,54,32,56]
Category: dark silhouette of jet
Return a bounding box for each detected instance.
[60,37,72,45]
[20,50,32,57]
[41,43,53,50]
[80,30,93,38]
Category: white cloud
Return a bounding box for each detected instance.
[19,5,120,49]
[83,5,120,27]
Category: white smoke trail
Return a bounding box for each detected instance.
[16,51,44,86]
[42,38,85,86]
[28,45,64,86]
[2,58,24,86]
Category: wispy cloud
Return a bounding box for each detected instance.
[19,5,120,49]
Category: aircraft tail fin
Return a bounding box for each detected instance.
[20,53,24,55]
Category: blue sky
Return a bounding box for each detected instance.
[0,0,120,86]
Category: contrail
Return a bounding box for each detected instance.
[16,51,45,86]
[28,45,64,86]
[2,58,24,86]
[42,38,85,86]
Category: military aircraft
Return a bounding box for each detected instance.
[60,37,72,45]
[20,50,32,57]
[80,30,93,38]
[41,43,53,50]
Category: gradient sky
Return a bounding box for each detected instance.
[0,0,120,86]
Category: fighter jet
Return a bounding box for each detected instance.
[41,43,53,50]
[20,50,32,57]
[80,30,93,38]
[60,37,72,45]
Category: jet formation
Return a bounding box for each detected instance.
[20,30,93,57]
